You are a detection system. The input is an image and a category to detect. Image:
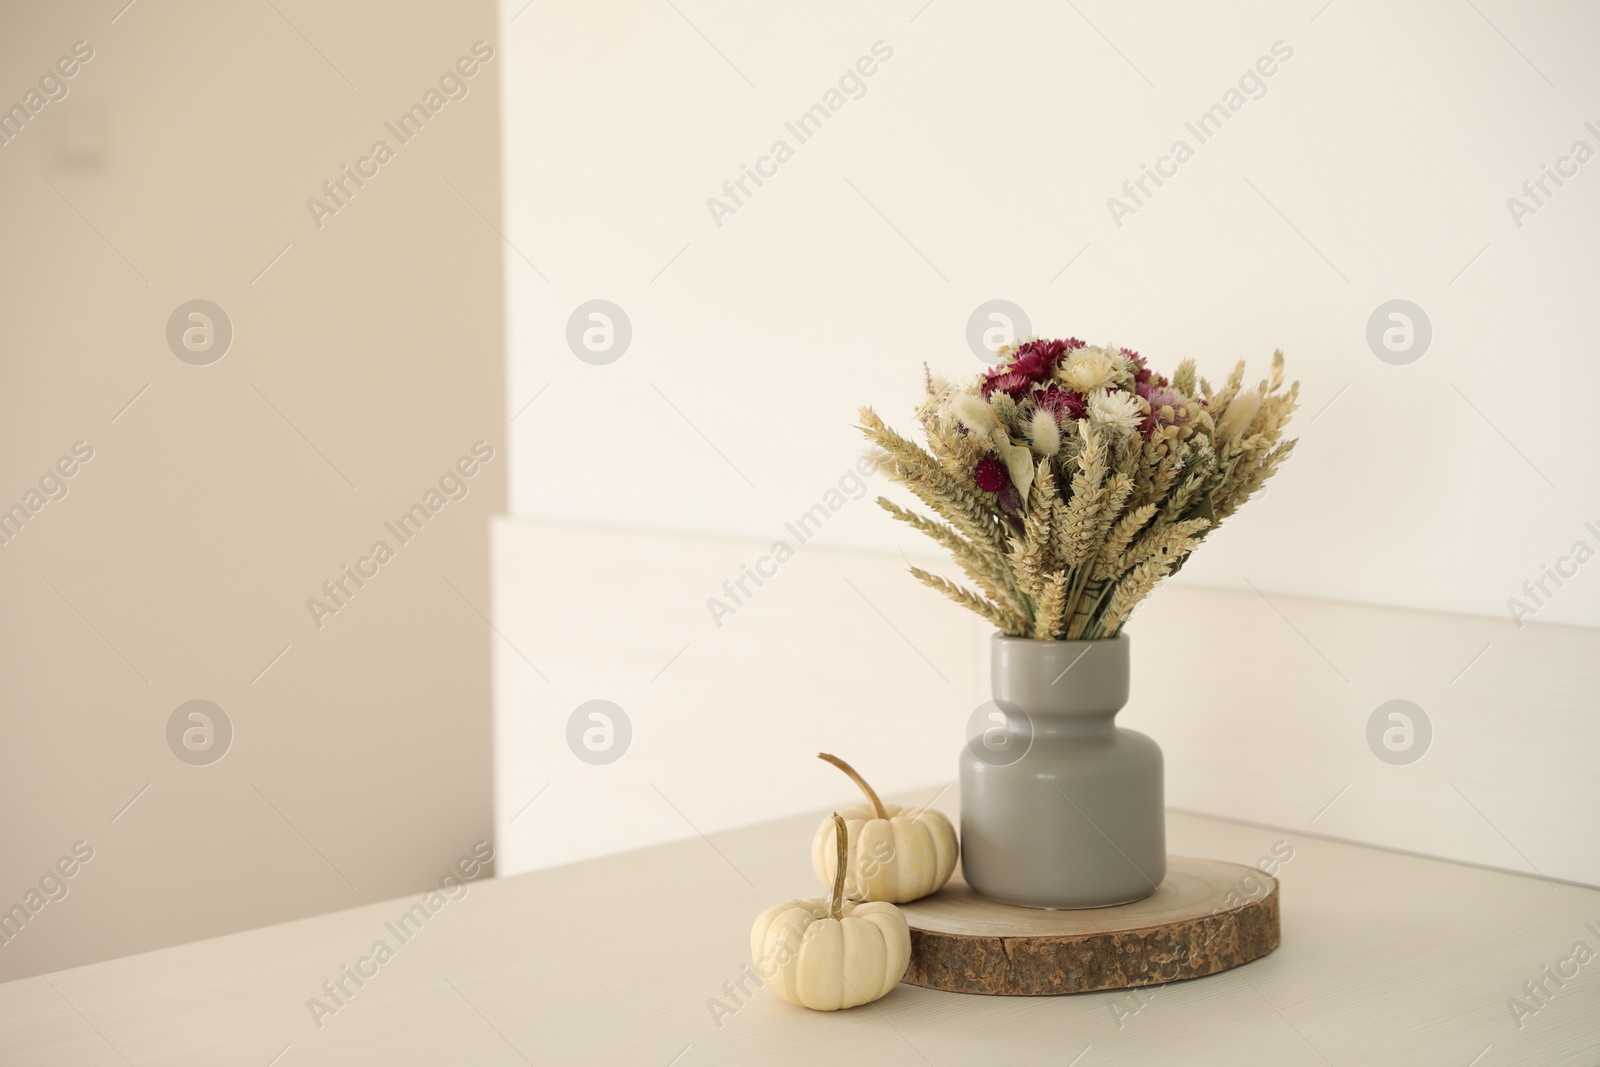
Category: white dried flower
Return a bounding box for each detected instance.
[1088,389,1143,434]
[1060,347,1119,393]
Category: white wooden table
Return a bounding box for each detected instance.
[3,802,1597,1066]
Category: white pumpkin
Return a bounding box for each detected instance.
[811,753,958,903]
[751,813,910,1010]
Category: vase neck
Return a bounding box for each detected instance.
[990,634,1130,731]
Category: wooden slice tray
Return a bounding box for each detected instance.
[900,856,1279,995]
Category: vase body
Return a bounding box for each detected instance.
[959,633,1165,909]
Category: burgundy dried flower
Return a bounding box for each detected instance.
[1122,347,1168,388]
[997,482,1023,514]
[981,337,1085,397]
[1011,339,1063,376]
[980,370,1034,398]
[973,457,1008,493]
[1034,385,1087,422]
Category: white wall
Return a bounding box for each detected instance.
[490,520,985,875]
[492,520,1600,887]
[499,0,1600,628]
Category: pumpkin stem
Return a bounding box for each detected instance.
[829,812,848,922]
[818,753,888,820]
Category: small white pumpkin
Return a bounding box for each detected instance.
[811,753,958,903]
[751,813,910,1010]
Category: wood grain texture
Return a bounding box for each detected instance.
[902,858,1279,995]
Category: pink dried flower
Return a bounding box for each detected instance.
[1136,382,1187,437]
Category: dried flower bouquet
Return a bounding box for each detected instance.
[859,339,1298,640]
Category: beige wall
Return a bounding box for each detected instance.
[0,0,505,981]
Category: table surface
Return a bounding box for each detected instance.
[3,796,1598,1066]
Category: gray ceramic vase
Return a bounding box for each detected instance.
[959,633,1166,909]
